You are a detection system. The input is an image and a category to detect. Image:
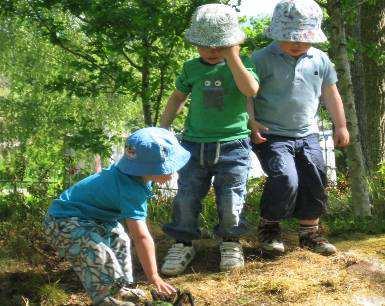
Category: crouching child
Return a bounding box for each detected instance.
[44,127,190,305]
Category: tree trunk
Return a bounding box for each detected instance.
[327,0,371,216]
[349,5,369,170]
[360,0,385,172]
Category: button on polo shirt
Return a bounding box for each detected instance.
[251,42,338,138]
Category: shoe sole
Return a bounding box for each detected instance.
[260,244,285,255]
[299,244,337,255]
[220,264,244,272]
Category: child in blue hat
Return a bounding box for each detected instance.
[250,0,350,255]
[44,127,190,306]
[160,4,259,276]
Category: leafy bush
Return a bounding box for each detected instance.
[0,191,51,264]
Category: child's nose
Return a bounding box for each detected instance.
[210,48,221,55]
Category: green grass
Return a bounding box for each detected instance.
[39,282,68,306]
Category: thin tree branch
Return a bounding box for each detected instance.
[27,2,115,81]
[122,48,142,70]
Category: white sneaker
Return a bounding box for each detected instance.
[219,241,244,271]
[161,243,195,276]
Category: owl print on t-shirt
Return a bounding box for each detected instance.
[203,76,225,111]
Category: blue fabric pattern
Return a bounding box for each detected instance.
[44,215,133,304]
[266,0,327,43]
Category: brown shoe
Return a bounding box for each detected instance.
[299,230,337,255]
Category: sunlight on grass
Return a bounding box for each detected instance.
[39,282,68,306]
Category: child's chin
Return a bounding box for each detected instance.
[290,50,306,56]
[206,58,222,64]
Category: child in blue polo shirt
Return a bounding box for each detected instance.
[44,128,190,306]
[250,0,350,255]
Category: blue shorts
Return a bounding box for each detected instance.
[252,133,327,221]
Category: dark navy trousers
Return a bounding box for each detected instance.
[252,133,327,221]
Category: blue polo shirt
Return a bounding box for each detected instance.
[251,42,338,137]
[48,165,152,222]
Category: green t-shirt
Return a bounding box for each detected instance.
[176,57,259,143]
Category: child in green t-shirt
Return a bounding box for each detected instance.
[160,3,259,276]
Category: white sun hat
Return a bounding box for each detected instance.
[185,3,245,48]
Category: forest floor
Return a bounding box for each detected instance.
[1,226,385,305]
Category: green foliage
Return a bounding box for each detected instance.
[369,163,385,216]
[0,16,140,194]
[0,0,215,125]
[241,17,272,55]
[0,192,49,264]
[323,172,385,235]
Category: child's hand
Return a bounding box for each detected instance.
[219,45,240,60]
[333,126,350,147]
[149,274,177,295]
[250,120,269,144]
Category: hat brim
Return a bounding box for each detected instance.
[265,27,327,44]
[116,146,190,176]
[185,29,246,48]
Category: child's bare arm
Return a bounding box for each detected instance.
[160,90,188,129]
[220,46,259,97]
[126,220,176,294]
[322,84,350,147]
[247,97,268,144]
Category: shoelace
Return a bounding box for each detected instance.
[165,246,190,261]
[220,243,243,259]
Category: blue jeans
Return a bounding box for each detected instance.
[252,133,327,221]
[163,138,251,241]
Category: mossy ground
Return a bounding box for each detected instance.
[1,227,385,305]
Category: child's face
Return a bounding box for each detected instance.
[197,47,224,64]
[279,41,312,58]
[144,174,173,185]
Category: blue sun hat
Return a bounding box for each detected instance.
[185,3,245,48]
[266,0,327,43]
[116,127,190,176]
